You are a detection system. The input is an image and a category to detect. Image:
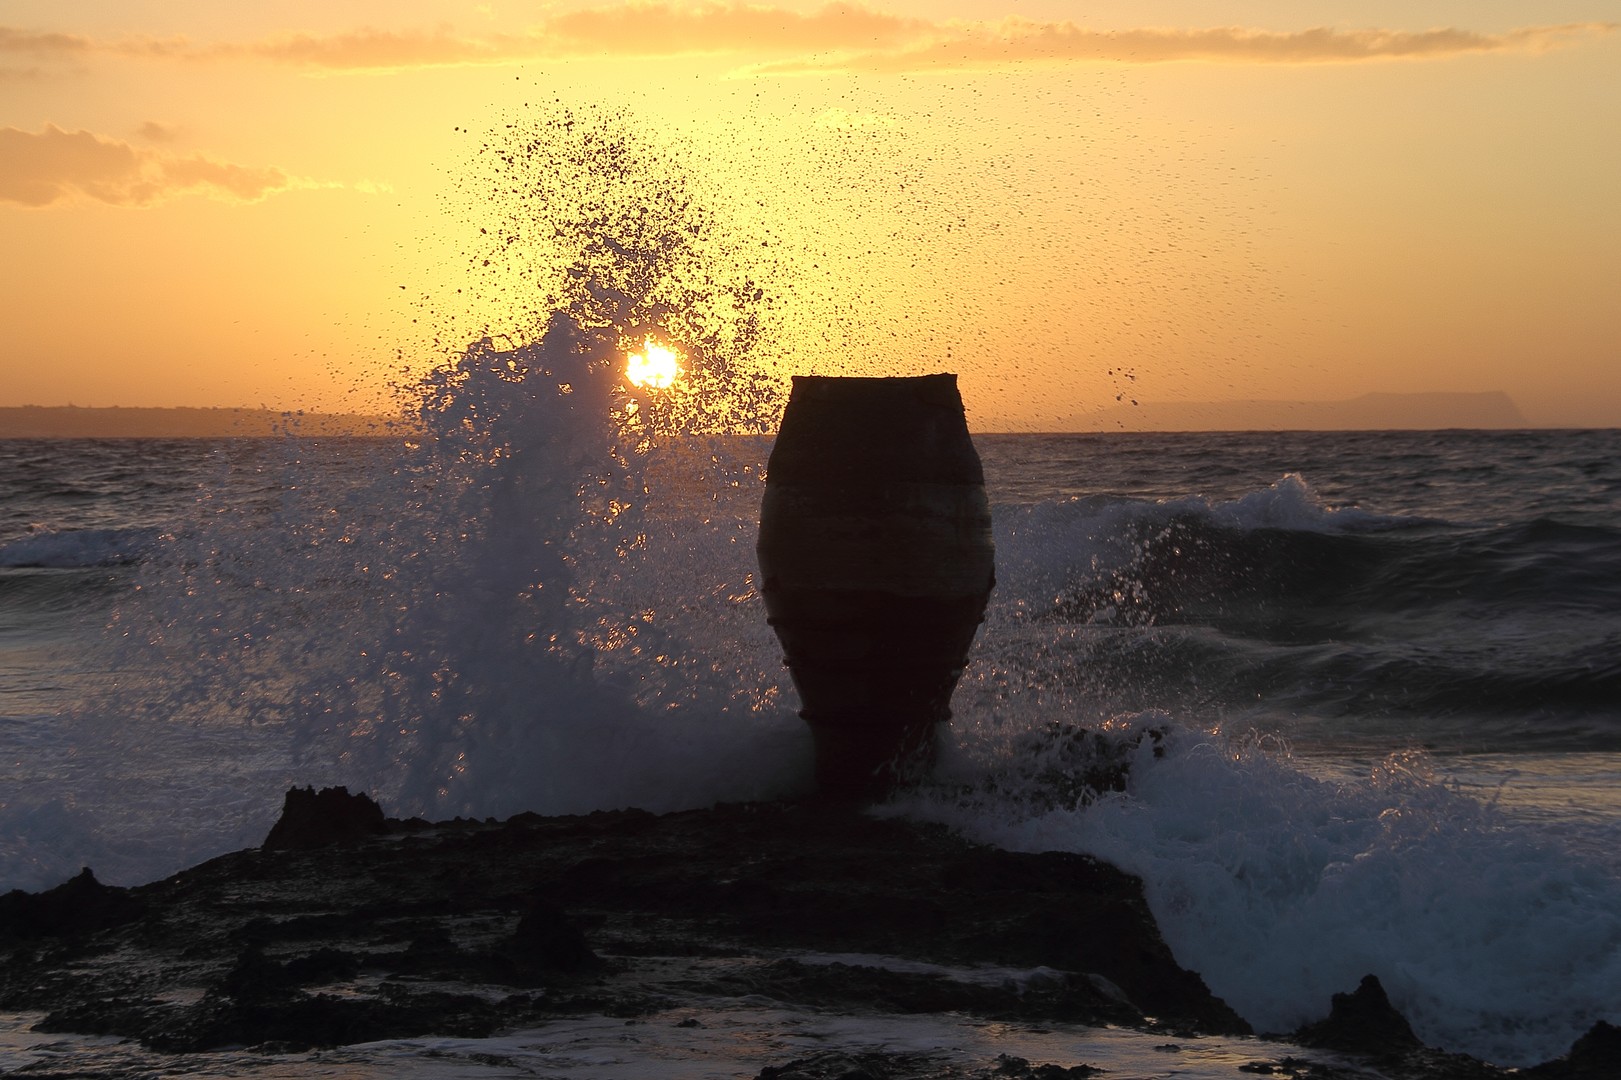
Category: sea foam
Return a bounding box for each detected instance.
[892,720,1621,1066]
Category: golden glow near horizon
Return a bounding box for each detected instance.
[1,1,1618,428]
[625,339,681,391]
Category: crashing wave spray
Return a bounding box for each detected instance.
[79,107,804,857]
[370,105,797,813]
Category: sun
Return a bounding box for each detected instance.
[626,338,680,390]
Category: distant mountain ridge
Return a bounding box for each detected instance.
[0,406,400,438]
[1068,391,1529,432]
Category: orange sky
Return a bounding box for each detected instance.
[3,1,1618,429]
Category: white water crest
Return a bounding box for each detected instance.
[889,716,1621,1067]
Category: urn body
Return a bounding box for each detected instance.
[757,374,995,795]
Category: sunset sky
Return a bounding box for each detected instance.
[3,1,1618,429]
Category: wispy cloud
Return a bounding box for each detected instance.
[235,26,517,72]
[212,5,927,73]
[746,19,1618,74]
[2,6,1613,77]
[0,124,294,207]
[0,25,88,79]
[543,3,926,59]
[137,120,179,143]
[0,26,93,58]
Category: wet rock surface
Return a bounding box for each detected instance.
[0,791,1602,1077]
[260,784,388,851]
[1293,974,1421,1055]
[0,796,1230,1053]
[1522,1020,1621,1080]
[756,1050,1102,1079]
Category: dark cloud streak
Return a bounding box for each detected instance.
[2,7,1611,77]
[0,124,292,207]
[745,19,1619,75]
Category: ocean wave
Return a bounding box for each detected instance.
[991,478,1620,633]
[968,476,1621,753]
[991,475,1421,626]
[896,716,1621,1066]
[0,526,164,569]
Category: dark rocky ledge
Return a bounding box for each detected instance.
[0,788,1612,1079]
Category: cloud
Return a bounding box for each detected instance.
[0,124,293,207]
[242,12,1616,74]
[0,26,92,58]
[137,120,179,142]
[744,19,1620,75]
[2,7,1612,76]
[238,25,515,71]
[212,5,926,73]
[0,25,91,79]
[542,3,926,58]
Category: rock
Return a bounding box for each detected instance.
[0,800,1545,1077]
[1524,1020,1621,1080]
[0,867,145,940]
[222,944,363,1001]
[261,785,387,850]
[507,893,601,974]
[991,1053,1101,1077]
[753,1050,1100,1079]
[1294,974,1421,1055]
[0,799,1256,1054]
[756,1051,941,1079]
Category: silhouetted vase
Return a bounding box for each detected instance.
[757,374,995,796]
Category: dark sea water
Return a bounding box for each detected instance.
[978,429,1621,757]
[1,427,1618,1066]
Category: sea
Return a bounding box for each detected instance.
[3,102,1618,1076]
[2,419,1618,1074]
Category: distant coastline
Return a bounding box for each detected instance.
[1061,391,1532,432]
[0,391,1560,437]
[0,406,404,438]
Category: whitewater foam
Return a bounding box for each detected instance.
[892,720,1621,1066]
